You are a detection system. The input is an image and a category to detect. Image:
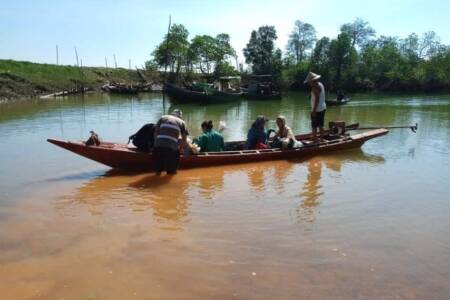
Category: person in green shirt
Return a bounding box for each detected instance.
[194,120,225,152]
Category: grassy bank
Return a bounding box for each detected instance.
[0,59,158,100]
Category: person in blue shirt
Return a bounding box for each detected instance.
[245,116,269,149]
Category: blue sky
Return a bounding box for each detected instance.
[1,0,449,67]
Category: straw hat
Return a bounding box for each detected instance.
[304,72,321,83]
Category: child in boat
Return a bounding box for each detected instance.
[273,116,296,149]
[245,116,269,149]
[194,120,225,152]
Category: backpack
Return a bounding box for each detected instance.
[128,123,155,152]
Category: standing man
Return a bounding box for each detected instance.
[304,72,327,142]
[153,109,188,175]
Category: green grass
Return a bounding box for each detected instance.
[0,59,145,98]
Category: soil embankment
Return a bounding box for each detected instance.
[0,59,158,100]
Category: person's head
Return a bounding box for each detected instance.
[201,120,213,132]
[252,115,268,130]
[276,116,286,129]
[171,109,183,118]
[304,72,321,87]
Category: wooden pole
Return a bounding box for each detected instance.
[105,57,108,69]
[129,59,131,70]
[74,47,79,67]
[162,15,171,114]
[56,45,59,65]
[113,54,117,68]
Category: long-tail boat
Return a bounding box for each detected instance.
[47,123,389,171]
[164,81,242,103]
[326,98,350,106]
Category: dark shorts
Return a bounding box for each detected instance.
[311,110,326,128]
[152,147,180,174]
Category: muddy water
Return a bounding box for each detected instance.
[0,93,449,299]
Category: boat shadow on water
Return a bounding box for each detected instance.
[55,149,385,227]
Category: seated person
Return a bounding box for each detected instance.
[273,116,295,149]
[336,90,345,102]
[245,116,269,149]
[194,120,224,152]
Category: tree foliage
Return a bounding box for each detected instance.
[147,20,449,92]
[243,25,282,77]
[287,20,316,64]
[152,24,190,76]
[340,18,376,48]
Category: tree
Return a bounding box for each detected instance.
[340,18,376,48]
[329,33,357,87]
[287,20,316,64]
[152,24,190,76]
[189,35,219,74]
[243,25,282,76]
[188,34,236,75]
[310,37,331,81]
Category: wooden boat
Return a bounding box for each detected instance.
[242,75,282,100]
[102,83,139,95]
[47,124,388,171]
[164,83,242,103]
[326,98,349,106]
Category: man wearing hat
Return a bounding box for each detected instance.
[304,72,327,142]
[153,109,189,175]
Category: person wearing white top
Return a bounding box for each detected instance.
[304,72,327,142]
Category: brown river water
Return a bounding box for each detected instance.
[0,92,449,299]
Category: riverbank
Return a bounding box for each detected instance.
[0,59,159,101]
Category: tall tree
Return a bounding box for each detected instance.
[340,18,376,48]
[189,35,218,74]
[152,24,190,76]
[287,20,316,63]
[188,34,236,74]
[243,25,282,76]
[329,33,357,87]
[310,37,331,75]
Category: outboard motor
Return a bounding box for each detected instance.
[329,121,346,135]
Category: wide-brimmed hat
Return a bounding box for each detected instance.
[304,72,321,83]
[171,109,182,118]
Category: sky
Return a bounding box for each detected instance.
[1,0,449,68]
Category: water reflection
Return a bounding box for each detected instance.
[298,158,324,223]
[56,150,386,233]
[296,150,385,224]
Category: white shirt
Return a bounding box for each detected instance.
[311,82,326,112]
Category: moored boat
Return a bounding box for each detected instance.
[164,81,242,103]
[242,75,282,100]
[47,124,388,171]
[326,98,350,106]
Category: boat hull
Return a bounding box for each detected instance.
[326,99,349,106]
[47,128,388,171]
[164,83,241,103]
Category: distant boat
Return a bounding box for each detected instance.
[164,78,242,103]
[242,75,281,100]
[326,98,350,106]
[102,83,139,95]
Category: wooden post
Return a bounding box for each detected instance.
[105,57,108,69]
[113,54,117,68]
[163,15,171,115]
[74,47,79,67]
[56,45,59,65]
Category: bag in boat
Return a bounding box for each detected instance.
[85,131,101,146]
[128,123,155,152]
